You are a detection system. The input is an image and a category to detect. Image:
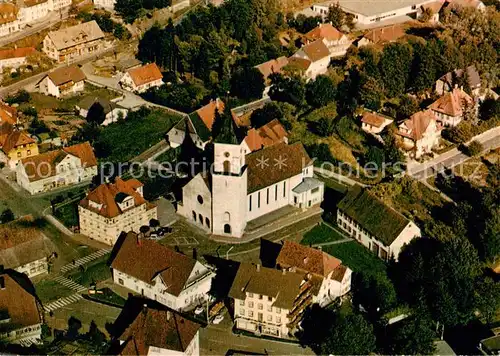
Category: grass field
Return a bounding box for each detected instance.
[301,223,346,246]
[98,109,180,163]
[322,241,387,275]
[67,259,112,287]
[35,280,74,302]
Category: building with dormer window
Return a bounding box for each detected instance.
[78,178,157,245]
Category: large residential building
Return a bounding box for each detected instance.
[16,142,97,194]
[0,270,43,345]
[119,63,164,93]
[0,47,36,73]
[360,110,394,134]
[93,0,116,10]
[112,300,201,356]
[310,0,437,26]
[428,87,475,127]
[337,185,421,261]
[36,65,86,98]
[177,124,324,237]
[42,21,105,63]
[78,178,157,245]
[0,3,20,38]
[0,122,39,168]
[262,239,352,307]
[229,263,313,339]
[110,232,215,311]
[0,216,53,278]
[289,39,332,80]
[435,65,481,96]
[303,23,351,57]
[397,109,442,158]
[76,96,128,126]
[255,56,289,96]
[357,23,407,47]
[17,0,51,25]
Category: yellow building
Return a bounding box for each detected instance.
[0,123,38,167]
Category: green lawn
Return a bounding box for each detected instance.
[35,279,74,302]
[301,223,346,246]
[322,241,387,275]
[98,109,181,163]
[67,259,112,287]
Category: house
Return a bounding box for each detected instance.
[418,1,444,22]
[229,262,314,339]
[93,0,116,10]
[17,0,51,25]
[0,269,43,345]
[435,65,481,96]
[16,142,97,194]
[109,232,214,311]
[303,23,351,56]
[337,185,421,260]
[261,239,352,307]
[76,96,128,126]
[111,300,202,356]
[0,123,39,168]
[255,56,289,96]
[397,110,441,158]
[42,21,105,63]
[0,3,21,38]
[357,24,407,47]
[0,216,53,278]
[244,119,288,152]
[291,39,332,80]
[310,0,437,26]
[0,47,36,73]
[51,0,71,10]
[445,0,486,11]
[479,334,500,355]
[120,63,164,93]
[178,116,323,238]
[360,110,394,134]
[0,102,18,125]
[428,87,475,127]
[78,177,157,245]
[37,65,86,98]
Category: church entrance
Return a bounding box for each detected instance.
[224,224,231,234]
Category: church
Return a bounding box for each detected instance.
[177,110,325,238]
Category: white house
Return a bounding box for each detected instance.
[310,0,437,27]
[360,110,394,134]
[397,109,442,158]
[36,65,86,98]
[50,0,72,10]
[303,23,352,57]
[0,217,53,279]
[290,39,332,80]
[76,96,128,126]
[263,239,352,307]
[79,178,157,246]
[229,263,313,339]
[120,63,164,93]
[337,185,421,261]
[0,3,21,38]
[93,0,116,10]
[17,0,51,25]
[0,47,36,73]
[115,302,201,356]
[0,271,43,346]
[428,87,475,127]
[110,232,215,312]
[16,142,98,194]
[177,129,324,238]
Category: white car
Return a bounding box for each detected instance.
[212,314,224,324]
[194,306,204,315]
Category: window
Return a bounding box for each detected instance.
[118,278,124,285]
[276,316,281,323]
[276,307,281,313]
[248,310,254,317]
[259,294,263,300]
[267,315,272,322]
[248,293,253,298]
[249,195,252,211]
[240,309,245,316]
[192,211,196,221]
[268,296,272,301]
[267,305,272,312]
[248,301,254,308]
[283,181,286,197]
[198,213,203,223]
[197,195,203,204]
[224,224,231,234]
[223,160,231,173]
[312,187,319,194]
[258,303,263,310]
[275,185,278,201]
[205,217,210,228]
[240,300,245,306]
[27,150,31,155]
[257,192,260,208]
[224,151,230,157]
[266,188,269,204]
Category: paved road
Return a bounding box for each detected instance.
[314,166,368,187]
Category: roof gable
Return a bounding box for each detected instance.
[300,39,330,62]
[126,63,162,87]
[47,65,86,86]
[47,21,104,50]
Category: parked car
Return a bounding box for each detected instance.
[213,314,224,324]
[194,306,204,315]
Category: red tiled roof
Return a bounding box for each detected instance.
[127,63,162,87]
[118,307,200,355]
[23,0,49,7]
[276,240,342,277]
[79,177,148,219]
[361,111,392,128]
[255,56,289,81]
[110,232,197,296]
[0,123,35,154]
[0,273,41,334]
[63,141,97,167]
[0,102,18,125]
[244,119,288,152]
[0,47,36,60]
[287,56,312,71]
[305,23,344,42]
[47,65,86,86]
[300,39,330,62]
[398,109,437,141]
[330,264,348,282]
[0,3,18,25]
[428,87,473,117]
[363,24,406,44]
[196,99,225,131]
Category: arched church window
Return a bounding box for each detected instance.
[224,224,231,234]
[223,160,231,173]
[192,211,196,221]
[224,212,230,222]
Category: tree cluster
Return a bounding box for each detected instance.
[78,11,131,39]
[115,0,171,23]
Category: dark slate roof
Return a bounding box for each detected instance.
[337,185,410,246]
[188,112,212,142]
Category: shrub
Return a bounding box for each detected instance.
[462,140,484,156]
[5,90,30,104]
[442,121,477,144]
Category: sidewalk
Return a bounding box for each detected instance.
[314,167,368,187]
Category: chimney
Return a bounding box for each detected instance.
[282,269,286,275]
[256,264,260,272]
[317,246,322,251]
[142,303,148,314]
[215,98,220,110]
[0,277,5,290]
[303,257,309,265]
[136,234,142,247]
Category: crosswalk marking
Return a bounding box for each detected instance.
[59,249,111,274]
[44,293,84,313]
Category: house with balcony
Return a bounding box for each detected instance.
[337,185,421,261]
[42,20,105,63]
[78,178,157,245]
[396,109,441,158]
[303,23,352,57]
[0,122,38,168]
[36,65,86,98]
[16,142,97,195]
[428,87,475,127]
[0,216,54,278]
[109,232,215,312]
[289,39,332,80]
[0,269,43,346]
[261,239,352,307]
[119,63,164,93]
[229,262,313,339]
